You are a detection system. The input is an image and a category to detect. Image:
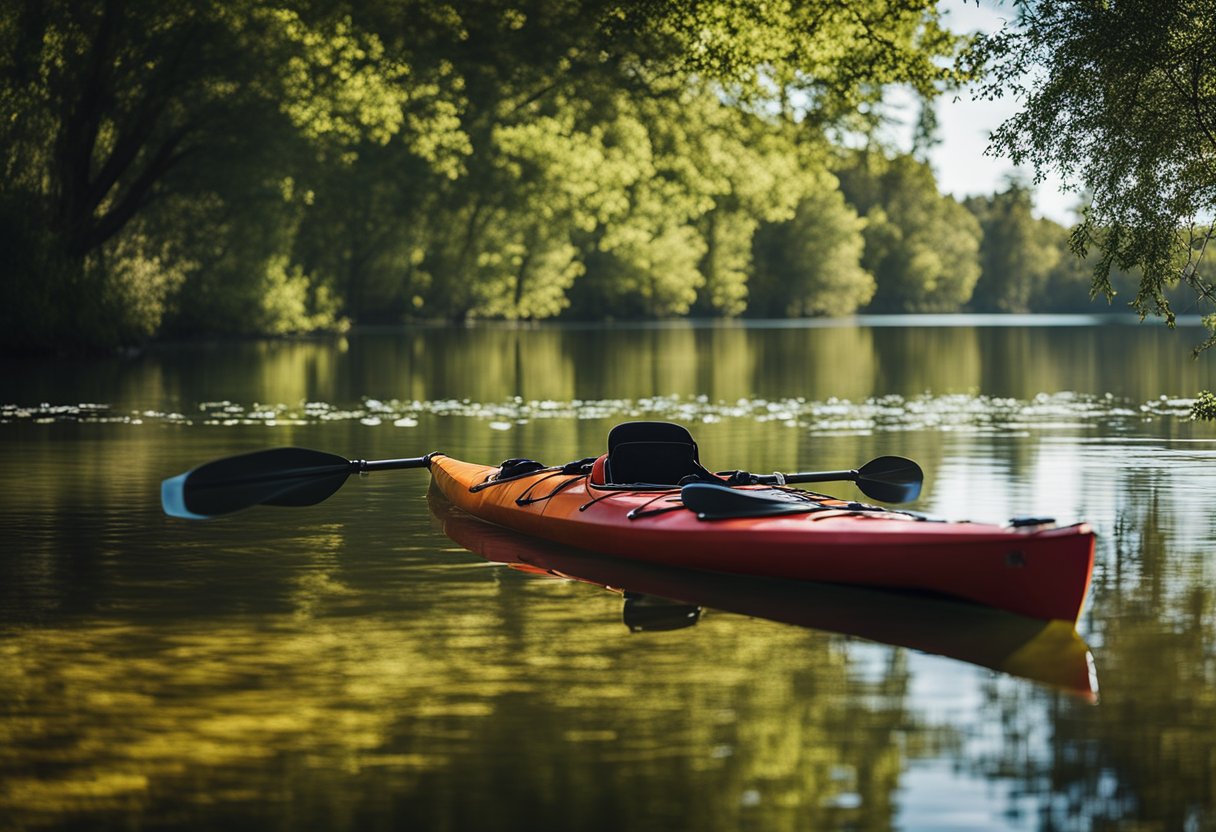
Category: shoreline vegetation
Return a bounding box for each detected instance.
[1,2,1212,364]
[122,311,1216,340]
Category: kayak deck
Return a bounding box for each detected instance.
[428,455,1095,623]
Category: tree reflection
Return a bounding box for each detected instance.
[970,478,1216,829]
[4,321,1216,410]
[0,541,955,830]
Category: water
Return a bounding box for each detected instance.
[2,316,1216,831]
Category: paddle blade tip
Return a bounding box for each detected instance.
[161,473,209,520]
[858,479,922,504]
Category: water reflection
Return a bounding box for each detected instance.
[621,592,704,632]
[0,505,981,831]
[3,320,1216,830]
[4,317,1216,413]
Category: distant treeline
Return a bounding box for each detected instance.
[0,1,1158,354]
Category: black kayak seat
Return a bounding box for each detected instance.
[604,421,717,486]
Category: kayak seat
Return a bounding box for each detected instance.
[600,421,719,487]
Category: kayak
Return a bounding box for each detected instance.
[161,420,1096,623]
[431,495,1098,700]
[425,422,1095,623]
[428,455,1093,623]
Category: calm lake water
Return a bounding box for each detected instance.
[3,316,1216,831]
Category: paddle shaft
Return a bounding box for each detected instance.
[164,444,918,519]
[359,455,434,472]
[753,469,856,486]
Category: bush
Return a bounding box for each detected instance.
[1192,391,1216,421]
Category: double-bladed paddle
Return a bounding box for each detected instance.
[161,448,434,519]
[161,447,922,519]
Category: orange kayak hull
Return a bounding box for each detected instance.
[428,455,1096,623]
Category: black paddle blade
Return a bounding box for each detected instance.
[162,447,354,519]
[680,483,825,520]
[855,456,923,503]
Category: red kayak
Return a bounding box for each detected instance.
[427,422,1095,623]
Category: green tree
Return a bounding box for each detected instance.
[0,0,970,350]
[648,0,965,129]
[975,0,1216,352]
[0,1,445,349]
[1036,223,1106,314]
[690,111,822,317]
[966,182,1060,313]
[749,171,873,317]
[565,83,820,319]
[837,152,982,313]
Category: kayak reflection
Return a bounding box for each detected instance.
[429,493,1098,701]
[622,592,703,632]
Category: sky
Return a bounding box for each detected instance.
[918,1,1078,225]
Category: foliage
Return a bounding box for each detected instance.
[0,1,429,348]
[749,172,873,317]
[837,152,982,313]
[1193,391,1216,421]
[1,0,975,351]
[974,0,1216,352]
[965,183,1060,313]
[640,0,967,126]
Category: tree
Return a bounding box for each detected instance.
[749,171,873,318]
[837,152,982,313]
[974,0,1216,352]
[966,182,1060,313]
[407,0,966,321]
[1,0,971,350]
[0,1,443,349]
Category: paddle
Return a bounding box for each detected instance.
[682,457,923,520]
[745,455,923,504]
[681,483,828,520]
[161,445,921,520]
[161,447,434,519]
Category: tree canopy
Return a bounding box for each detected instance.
[837,151,982,313]
[974,0,1216,353]
[966,182,1059,313]
[0,0,979,352]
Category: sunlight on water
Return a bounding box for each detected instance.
[0,390,1207,435]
